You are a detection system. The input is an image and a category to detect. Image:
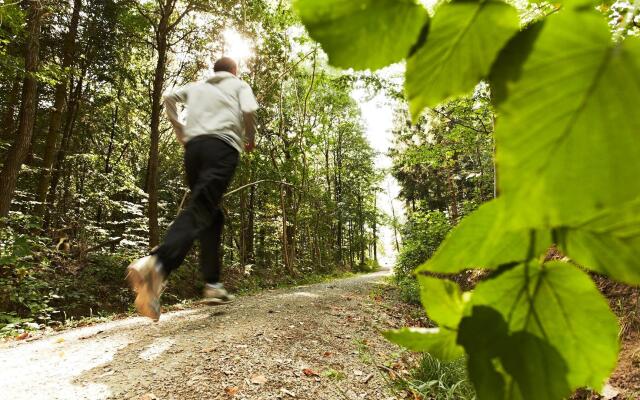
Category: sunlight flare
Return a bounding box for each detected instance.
[222,29,253,65]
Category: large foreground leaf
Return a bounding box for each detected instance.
[457,306,508,400]
[294,0,429,70]
[494,9,640,228]
[417,199,551,274]
[558,199,640,285]
[417,275,465,328]
[458,306,571,400]
[384,327,464,361]
[472,261,619,391]
[406,0,519,116]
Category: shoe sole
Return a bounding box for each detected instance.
[126,267,144,294]
[197,297,234,306]
[126,263,161,322]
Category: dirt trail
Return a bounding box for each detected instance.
[0,270,412,400]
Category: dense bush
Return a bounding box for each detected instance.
[394,210,452,303]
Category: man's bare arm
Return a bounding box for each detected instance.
[244,112,256,152]
[164,96,187,145]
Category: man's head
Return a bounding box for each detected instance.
[214,57,238,76]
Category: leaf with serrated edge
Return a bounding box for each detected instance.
[472,261,619,391]
[406,0,519,117]
[384,327,464,361]
[295,0,429,71]
[417,199,551,274]
[558,199,640,285]
[495,10,640,228]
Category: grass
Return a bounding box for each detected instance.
[354,338,373,364]
[321,368,346,381]
[404,353,476,400]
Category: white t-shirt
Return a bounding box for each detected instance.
[164,72,259,152]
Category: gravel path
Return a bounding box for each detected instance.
[0,270,413,400]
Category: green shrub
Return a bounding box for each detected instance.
[354,258,381,273]
[396,210,452,279]
[0,214,57,334]
[394,210,452,305]
[396,276,421,305]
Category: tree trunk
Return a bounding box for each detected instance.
[446,167,459,222]
[0,0,44,219]
[1,78,22,141]
[35,0,81,217]
[147,12,170,248]
[372,194,378,262]
[45,71,84,229]
[280,184,291,272]
[245,184,255,263]
[358,194,365,265]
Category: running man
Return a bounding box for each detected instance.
[127,57,258,321]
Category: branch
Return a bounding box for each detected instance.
[256,49,317,103]
[224,180,294,197]
[430,107,490,134]
[175,180,295,216]
[168,2,194,32]
[132,0,157,27]
[168,25,197,47]
[85,237,123,253]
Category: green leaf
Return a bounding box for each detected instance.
[417,199,551,274]
[457,306,507,400]
[557,199,640,285]
[489,21,543,106]
[494,9,640,228]
[460,307,572,400]
[500,331,571,400]
[417,275,465,328]
[406,0,519,116]
[472,261,619,391]
[294,0,429,70]
[384,327,464,361]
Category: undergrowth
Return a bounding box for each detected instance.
[406,354,476,400]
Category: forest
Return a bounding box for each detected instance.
[0,0,382,325]
[2,0,640,399]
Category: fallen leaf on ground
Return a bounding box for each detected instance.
[202,347,216,353]
[55,337,65,344]
[224,386,239,396]
[15,332,29,340]
[280,388,296,397]
[322,351,332,357]
[250,374,267,385]
[302,368,319,377]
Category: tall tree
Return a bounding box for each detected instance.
[141,0,195,247]
[0,0,45,219]
[35,0,82,217]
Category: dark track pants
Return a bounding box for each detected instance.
[155,136,239,284]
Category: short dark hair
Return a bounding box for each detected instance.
[214,57,237,73]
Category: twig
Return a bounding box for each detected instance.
[256,49,317,103]
[175,180,294,215]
